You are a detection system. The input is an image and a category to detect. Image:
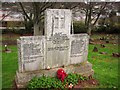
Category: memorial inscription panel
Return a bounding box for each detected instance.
[46,33,70,68]
[45,9,72,68]
[17,36,45,72]
[70,34,89,64]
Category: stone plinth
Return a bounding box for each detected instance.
[15,61,94,88]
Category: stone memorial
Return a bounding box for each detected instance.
[70,34,89,64]
[17,36,46,72]
[15,9,94,88]
[45,9,72,68]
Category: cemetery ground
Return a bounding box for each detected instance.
[1,33,119,88]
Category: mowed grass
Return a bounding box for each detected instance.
[88,44,119,88]
[2,45,18,88]
[1,34,119,88]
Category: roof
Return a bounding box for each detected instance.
[0,10,24,21]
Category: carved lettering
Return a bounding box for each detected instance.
[48,46,69,51]
[23,43,41,56]
[71,40,84,55]
[49,33,69,44]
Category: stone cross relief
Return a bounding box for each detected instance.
[51,10,65,36]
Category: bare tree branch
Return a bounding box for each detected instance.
[19,2,32,22]
[92,2,107,25]
[70,3,80,9]
[0,11,12,21]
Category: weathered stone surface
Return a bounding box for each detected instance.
[15,61,94,88]
[45,9,72,68]
[17,36,46,72]
[45,34,71,68]
[70,34,89,64]
[45,9,72,39]
[16,9,94,88]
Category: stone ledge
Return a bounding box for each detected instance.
[15,61,94,88]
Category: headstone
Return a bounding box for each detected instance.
[45,9,72,68]
[100,44,105,48]
[70,34,89,64]
[15,9,94,88]
[112,52,120,57]
[106,40,109,43]
[93,46,98,52]
[17,36,46,72]
[99,52,107,54]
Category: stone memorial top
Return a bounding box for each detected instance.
[45,9,72,39]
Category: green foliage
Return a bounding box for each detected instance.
[2,29,33,35]
[27,73,88,89]
[95,23,120,34]
[2,34,119,88]
[77,74,88,81]
[88,42,119,88]
[95,25,107,33]
[27,76,64,89]
[64,73,88,85]
[2,45,18,88]
[73,21,87,34]
[106,23,120,34]
[64,73,78,85]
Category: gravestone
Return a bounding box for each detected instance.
[45,9,72,68]
[15,9,94,88]
[17,36,46,72]
[70,34,89,64]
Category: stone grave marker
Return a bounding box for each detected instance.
[70,34,89,64]
[45,9,72,68]
[17,36,46,72]
[15,9,94,88]
[45,9,72,39]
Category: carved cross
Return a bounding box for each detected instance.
[53,10,65,29]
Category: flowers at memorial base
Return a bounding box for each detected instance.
[4,44,8,51]
[57,68,67,82]
[5,45,7,47]
[68,83,73,88]
[46,66,50,70]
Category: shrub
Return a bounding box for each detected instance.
[64,73,88,85]
[2,29,33,35]
[27,73,88,89]
[95,23,120,34]
[64,73,78,85]
[106,23,120,34]
[73,21,87,34]
[95,25,107,33]
[27,76,64,89]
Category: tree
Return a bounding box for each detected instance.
[81,2,108,35]
[4,2,117,35]
[2,2,80,35]
[18,2,55,35]
[18,2,81,35]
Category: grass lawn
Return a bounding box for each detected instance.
[2,45,18,88]
[88,44,119,88]
[1,34,119,88]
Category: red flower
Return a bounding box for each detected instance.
[57,68,67,82]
